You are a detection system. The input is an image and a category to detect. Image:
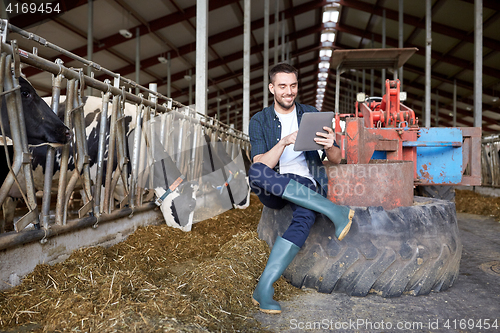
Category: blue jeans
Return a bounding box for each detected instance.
[248,162,319,248]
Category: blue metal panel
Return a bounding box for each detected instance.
[371,151,387,159]
[416,128,463,184]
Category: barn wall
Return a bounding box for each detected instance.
[0,209,163,291]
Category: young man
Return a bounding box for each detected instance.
[248,63,354,314]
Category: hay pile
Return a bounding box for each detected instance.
[455,189,500,221]
[0,194,298,332]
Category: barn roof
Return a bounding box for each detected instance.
[5,0,500,133]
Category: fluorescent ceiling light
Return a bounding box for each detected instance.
[119,29,133,38]
[321,32,335,43]
[319,61,330,69]
[322,10,339,23]
[320,49,333,58]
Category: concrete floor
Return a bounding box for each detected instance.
[254,213,500,333]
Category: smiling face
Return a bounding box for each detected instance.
[269,72,298,114]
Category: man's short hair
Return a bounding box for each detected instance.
[269,62,298,84]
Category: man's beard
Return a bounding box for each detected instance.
[276,96,295,110]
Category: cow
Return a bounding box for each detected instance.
[30,96,250,230]
[1,77,70,146]
[0,76,70,232]
[28,96,198,229]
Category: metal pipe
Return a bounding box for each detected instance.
[0,55,19,209]
[382,9,386,96]
[243,0,250,135]
[76,82,93,216]
[135,27,140,95]
[335,65,341,115]
[167,52,171,98]
[0,203,157,251]
[281,12,285,62]
[87,0,93,96]
[474,0,482,127]
[129,102,143,210]
[0,56,30,220]
[94,90,110,216]
[41,70,63,229]
[453,79,457,127]
[435,90,439,127]
[136,101,148,207]
[399,0,404,90]
[55,79,75,225]
[8,51,39,231]
[0,40,249,141]
[109,86,131,210]
[196,0,208,115]
[188,68,192,106]
[216,91,220,120]
[362,69,365,93]
[274,0,279,64]
[263,0,269,107]
[103,81,120,214]
[5,23,163,100]
[370,35,374,97]
[63,81,90,220]
[425,0,432,127]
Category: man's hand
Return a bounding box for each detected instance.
[314,126,335,150]
[315,126,342,164]
[281,130,298,147]
[253,130,298,168]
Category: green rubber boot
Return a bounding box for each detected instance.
[252,236,300,314]
[282,179,354,241]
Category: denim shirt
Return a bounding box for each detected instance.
[249,102,338,197]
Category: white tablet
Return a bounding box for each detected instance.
[293,112,334,151]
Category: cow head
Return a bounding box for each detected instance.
[1,76,70,145]
[156,180,198,231]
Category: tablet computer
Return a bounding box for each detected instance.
[293,112,334,151]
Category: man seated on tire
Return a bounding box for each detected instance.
[248,62,354,314]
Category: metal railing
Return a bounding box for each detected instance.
[0,20,250,235]
[482,134,500,187]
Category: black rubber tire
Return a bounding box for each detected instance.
[415,185,455,201]
[257,196,462,297]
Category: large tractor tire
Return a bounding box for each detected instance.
[415,185,455,201]
[257,196,462,297]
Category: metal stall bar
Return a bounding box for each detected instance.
[11,43,40,231]
[0,54,39,231]
[70,75,94,219]
[94,88,111,216]
[129,102,144,211]
[103,78,121,214]
[41,63,63,229]
[110,88,131,209]
[55,79,75,225]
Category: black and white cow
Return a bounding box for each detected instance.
[0,76,70,232]
[1,77,70,146]
[31,96,250,229]
[29,96,197,228]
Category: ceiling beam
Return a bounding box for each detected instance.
[334,22,500,80]
[338,0,500,53]
[22,0,241,77]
